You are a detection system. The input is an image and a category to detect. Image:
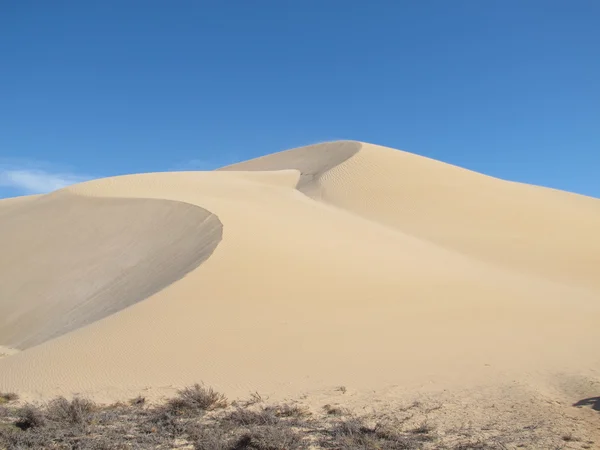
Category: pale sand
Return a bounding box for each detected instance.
[0,346,18,359]
[0,141,599,435]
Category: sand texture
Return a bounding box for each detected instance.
[0,193,222,349]
[0,141,599,436]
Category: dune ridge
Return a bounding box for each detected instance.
[0,141,598,412]
[217,140,361,197]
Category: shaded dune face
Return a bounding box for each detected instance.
[0,192,222,349]
[217,141,361,195]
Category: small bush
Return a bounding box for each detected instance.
[46,396,96,426]
[15,405,47,430]
[167,384,228,414]
[224,407,279,426]
[326,416,432,449]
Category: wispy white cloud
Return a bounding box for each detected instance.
[0,169,90,194]
[0,160,93,195]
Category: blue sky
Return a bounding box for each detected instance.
[1,1,599,198]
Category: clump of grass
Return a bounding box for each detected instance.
[324,416,435,449]
[243,391,265,406]
[129,395,146,406]
[233,425,304,450]
[323,404,347,416]
[0,393,18,404]
[265,403,310,418]
[192,426,236,450]
[166,383,228,415]
[328,417,384,449]
[224,407,279,426]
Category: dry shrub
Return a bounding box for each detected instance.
[193,426,237,450]
[265,403,310,419]
[15,405,46,430]
[410,421,435,435]
[129,395,146,407]
[144,408,188,437]
[242,391,265,407]
[224,407,279,426]
[323,405,350,416]
[325,416,435,449]
[46,396,96,426]
[233,425,304,450]
[167,383,228,415]
[0,384,531,450]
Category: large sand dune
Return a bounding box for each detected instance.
[0,141,599,412]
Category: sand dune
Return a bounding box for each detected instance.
[0,192,222,349]
[217,141,361,197]
[0,141,599,411]
[225,142,600,290]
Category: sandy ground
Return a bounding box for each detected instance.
[0,141,599,444]
[0,346,18,360]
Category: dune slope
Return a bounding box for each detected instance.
[0,192,222,349]
[224,141,600,290]
[0,141,599,406]
[217,141,360,197]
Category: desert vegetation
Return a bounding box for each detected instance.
[1,385,591,449]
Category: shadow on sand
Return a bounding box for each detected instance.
[573,397,600,412]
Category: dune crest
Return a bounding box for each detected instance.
[217,140,361,197]
[0,141,599,408]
